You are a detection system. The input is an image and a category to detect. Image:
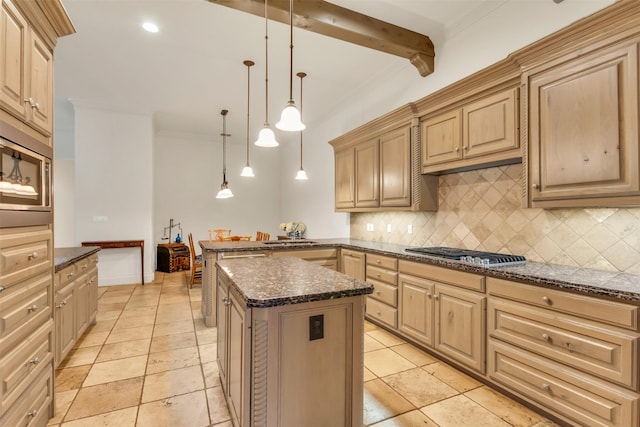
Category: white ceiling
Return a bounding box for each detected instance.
[55,0,508,142]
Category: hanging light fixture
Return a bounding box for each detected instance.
[216,110,234,199]
[295,72,308,180]
[255,0,279,147]
[241,60,255,177]
[276,0,305,132]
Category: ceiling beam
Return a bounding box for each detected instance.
[207,0,435,77]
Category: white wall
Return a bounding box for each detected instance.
[153,131,281,253]
[73,105,154,285]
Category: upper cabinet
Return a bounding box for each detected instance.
[421,86,520,174]
[524,38,640,208]
[0,0,73,143]
[330,105,437,213]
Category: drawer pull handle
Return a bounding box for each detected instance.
[82,264,88,269]
[67,272,74,278]
[434,294,439,300]
[28,409,37,417]
[542,296,551,304]
[376,260,381,264]
[222,297,231,306]
[28,357,40,366]
[427,292,432,298]
[28,252,39,260]
[0,286,4,294]
[542,383,551,392]
[542,333,550,341]
[27,304,38,313]
[376,273,381,278]
[376,291,381,295]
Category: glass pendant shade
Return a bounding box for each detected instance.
[216,184,233,199]
[241,165,254,177]
[295,169,308,180]
[276,101,305,131]
[255,125,278,147]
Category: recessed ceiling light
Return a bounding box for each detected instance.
[142,22,159,33]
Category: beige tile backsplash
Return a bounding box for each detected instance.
[351,164,640,275]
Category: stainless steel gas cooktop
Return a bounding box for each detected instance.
[405,246,526,267]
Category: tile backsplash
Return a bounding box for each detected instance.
[351,164,640,275]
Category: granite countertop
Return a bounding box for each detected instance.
[216,256,373,308]
[54,246,101,272]
[201,238,640,303]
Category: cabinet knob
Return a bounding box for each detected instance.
[24,97,35,107]
[455,147,460,152]
[222,297,231,306]
[376,291,381,295]
[376,260,381,264]
[67,272,74,278]
[28,252,39,260]
[27,409,37,417]
[434,294,439,300]
[463,146,469,151]
[27,304,38,313]
[542,296,551,304]
[532,183,539,190]
[28,357,40,366]
[427,292,432,298]
[0,286,4,294]
[542,383,551,392]
[376,273,381,278]
[542,333,550,341]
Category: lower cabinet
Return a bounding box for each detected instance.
[53,253,98,367]
[340,249,365,281]
[397,261,486,373]
[365,254,398,328]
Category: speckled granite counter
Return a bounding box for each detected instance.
[216,256,373,308]
[201,238,640,303]
[54,246,101,272]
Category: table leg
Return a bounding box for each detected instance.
[141,243,145,285]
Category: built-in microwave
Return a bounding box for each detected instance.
[0,137,51,212]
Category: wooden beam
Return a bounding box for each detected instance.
[207,0,435,77]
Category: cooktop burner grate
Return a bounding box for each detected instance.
[405,246,526,267]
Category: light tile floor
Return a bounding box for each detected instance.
[48,271,561,427]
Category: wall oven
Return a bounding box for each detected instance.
[0,120,52,227]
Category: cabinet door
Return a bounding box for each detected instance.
[463,88,518,158]
[76,275,89,336]
[227,289,247,427]
[434,283,485,373]
[380,127,411,207]
[55,284,75,365]
[0,0,27,119]
[27,29,53,136]
[527,41,639,206]
[334,148,355,209]
[216,278,229,391]
[340,249,365,281]
[421,109,462,168]
[88,274,98,322]
[398,274,434,347]
[355,139,379,208]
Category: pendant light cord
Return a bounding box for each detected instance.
[221,109,228,181]
[264,0,270,125]
[299,72,304,167]
[287,0,294,102]
[244,61,253,164]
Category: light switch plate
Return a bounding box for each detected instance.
[408,224,413,234]
[387,224,391,233]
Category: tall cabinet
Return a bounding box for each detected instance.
[0,1,74,426]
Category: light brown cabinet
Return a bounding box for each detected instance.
[334,148,355,209]
[340,249,365,281]
[398,260,485,373]
[380,127,411,207]
[333,137,381,210]
[53,253,98,366]
[271,248,338,271]
[421,87,519,174]
[525,38,640,208]
[0,0,54,137]
[365,253,398,328]
[487,277,640,426]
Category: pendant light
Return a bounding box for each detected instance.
[276,0,305,132]
[255,0,278,147]
[295,72,308,180]
[241,60,255,177]
[216,110,234,199]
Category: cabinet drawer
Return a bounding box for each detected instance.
[366,254,397,271]
[368,279,397,307]
[0,320,52,416]
[487,277,639,330]
[0,272,51,358]
[0,226,52,289]
[488,340,639,427]
[55,264,76,291]
[366,265,398,286]
[489,297,639,390]
[272,248,337,260]
[76,254,98,273]
[0,361,53,427]
[399,260,484,292]
[307,259,338,270]
[366,297,397,328]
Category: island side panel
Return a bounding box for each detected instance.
[201,250,217,327]
[256,295,366,427]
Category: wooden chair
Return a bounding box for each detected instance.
[255,231,270,241]
[209,229,231,241]
[188,233,202,288]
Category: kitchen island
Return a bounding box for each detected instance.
[216,256,372,427]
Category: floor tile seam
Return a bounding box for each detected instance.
[461,387,529,427]
[59,401,141,425]
[365,408,436,427]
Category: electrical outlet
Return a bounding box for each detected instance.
[366,223,374,232]
[408,224,413,234]
[387,224,392,233]
[309,315,324,341]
